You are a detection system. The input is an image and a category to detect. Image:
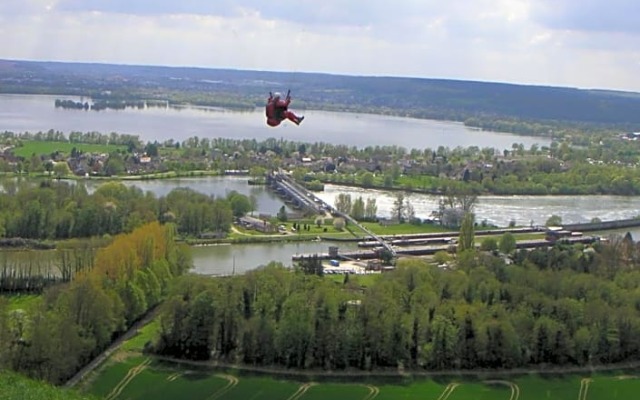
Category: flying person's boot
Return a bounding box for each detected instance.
[297,116,305,125]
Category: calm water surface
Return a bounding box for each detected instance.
[82,176,292,215]
[191,241,359,276]
[0,94,548,150]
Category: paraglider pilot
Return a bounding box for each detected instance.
[265,91,304,127]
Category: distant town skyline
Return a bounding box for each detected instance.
[1,0,639,92]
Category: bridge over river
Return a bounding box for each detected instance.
[267,172,396,257]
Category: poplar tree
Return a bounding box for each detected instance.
[458,212,475,253]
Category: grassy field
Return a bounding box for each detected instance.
[0,370,97,400]
[360,222,450,235]
[3,293,42,311]
[85,360,640,400]
[12,141,126,158]
[120,319,160,352]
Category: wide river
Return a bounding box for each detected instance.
[78,177,640,275]
[1,94,634,276]
[0,94,548,150]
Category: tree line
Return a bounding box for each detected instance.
[312,139,640,196]
[151,236,640,372]
[0,222,191,384]
[1,130,142,147]
[0,180,253,240]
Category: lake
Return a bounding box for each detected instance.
[0,94,548,150]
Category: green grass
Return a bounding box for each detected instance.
[374,380,448,400]
[0,370,97,400]
[515,375,583,400]
[85,302,640,400]
[588,375,640,400]
[359,222,450,235]
[85,361,640,400]
[120,319,160,352]
[219,376,300,400]
[448,382,510,400]
[299,383,370,400]
[12,141,126,158]
[110,363,229,400]
[3,293,42,312]
[86,356,147,398]
[87,358,301,400]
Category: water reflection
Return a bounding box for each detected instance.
[191,241,359,275]
[0,94,548,151]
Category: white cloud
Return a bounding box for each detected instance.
[0,0,639,92]
[532,0,640,34]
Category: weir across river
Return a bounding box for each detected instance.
[267,172,397,257]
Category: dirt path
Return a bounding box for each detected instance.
[436,383,459,400]
[105,358,151,400]
[484,380,520,400]
[208,374,239,400]
[166,372,182,382]
[362,384,380,400]
[578,378,592,400]
[286,382,317,400]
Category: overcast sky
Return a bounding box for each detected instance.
[1,0,639,92]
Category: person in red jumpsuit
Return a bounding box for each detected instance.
[265,91,304,127]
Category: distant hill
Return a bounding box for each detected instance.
[1,59,640,130]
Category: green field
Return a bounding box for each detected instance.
[12,141,126,158]
[3,293,42,311]
[85,355,640,400]
[360,222,450,236]
[80,310,640,400]
[0,370,97,400]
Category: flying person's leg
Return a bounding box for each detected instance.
[284,110,304,125]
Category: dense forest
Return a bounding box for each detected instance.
[2,59,640,132]
[0,222,191,384]
[152,238,640,372]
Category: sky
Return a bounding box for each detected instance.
[1,0,640,92]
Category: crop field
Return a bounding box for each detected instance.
[85,356,640,400]
[12,141,125,158]
[82,307,640,400]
